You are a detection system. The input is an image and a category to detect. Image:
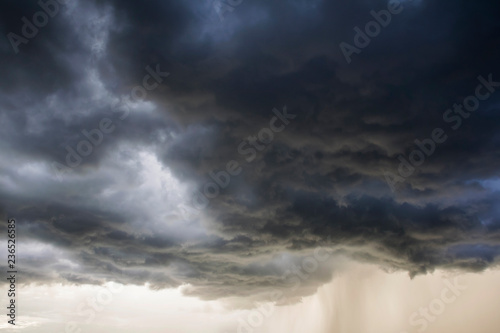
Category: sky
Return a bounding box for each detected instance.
[0,0,500,332]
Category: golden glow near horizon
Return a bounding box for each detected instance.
[2,263,499,333]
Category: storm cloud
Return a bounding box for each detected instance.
[1,0,500,303]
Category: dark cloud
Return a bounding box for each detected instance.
[1,0,500,302]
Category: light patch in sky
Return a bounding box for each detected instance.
[3,263,499,333]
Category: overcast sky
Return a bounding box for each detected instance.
[1,0,500,332]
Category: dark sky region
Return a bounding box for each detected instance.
[1,0,500,329]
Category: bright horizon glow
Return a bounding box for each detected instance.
[2,263,500,333]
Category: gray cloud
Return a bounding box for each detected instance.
[1,0,500,302]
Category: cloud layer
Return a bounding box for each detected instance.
[1,0,500,301]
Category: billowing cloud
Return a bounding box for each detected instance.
[1,0,499,304]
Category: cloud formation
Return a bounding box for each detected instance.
[1,0,500,302]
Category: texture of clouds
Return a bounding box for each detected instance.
[1,0,500,303]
